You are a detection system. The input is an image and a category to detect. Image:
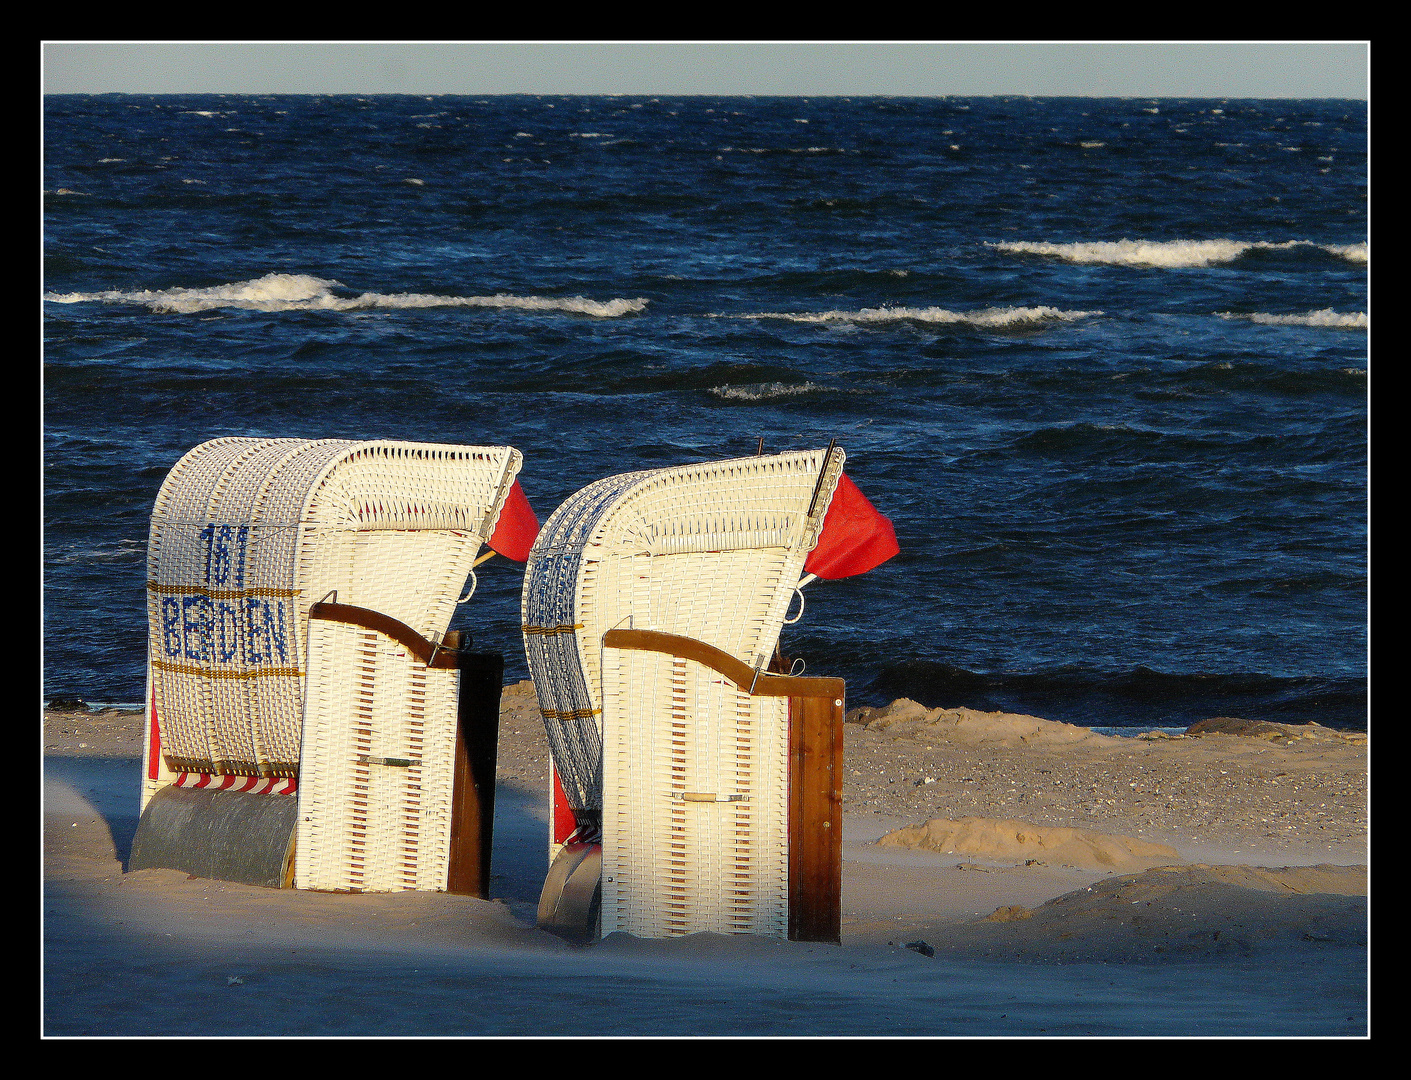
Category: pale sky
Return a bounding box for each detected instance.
[42,42,1369,99]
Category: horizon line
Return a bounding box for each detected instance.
[42,91,1371,101]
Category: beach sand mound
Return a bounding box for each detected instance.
[1185,716,1286,738]
[848,699,1117,748]
[876,816,1182,872]
[945,863,1369,962]
[502,678,537,702]
[1184,716,1367,745]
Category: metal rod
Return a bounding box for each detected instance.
[806,438,838,519]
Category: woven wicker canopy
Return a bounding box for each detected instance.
[522,446,896,937]
[143,437,526,893]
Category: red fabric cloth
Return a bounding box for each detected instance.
[550,762,579,845]
[803,472,900,580]
[487,479,540,562]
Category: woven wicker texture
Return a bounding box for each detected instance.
[522,448,844,936]
[294,618,462,892]
[145,437,521,892]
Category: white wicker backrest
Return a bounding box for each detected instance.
[522,448,845,826]
[146,438,522,778]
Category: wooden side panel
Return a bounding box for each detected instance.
[446,634,503,898]
[787,691,844,943]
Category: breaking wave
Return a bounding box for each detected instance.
[43,272,649,318]
[734,305,1100,328]
[1217,309,1368,329]
[990,239,1368,268]
[1323,243,1369,263]
[708,381,834,401]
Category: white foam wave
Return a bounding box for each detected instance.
[736,305,1101,329]
[990,239,1369,268]
[1322,242,1369,263]
[43,273,648,318]
[709,381,831,401]
[1217,309,1368,329]
[717,145,854,155]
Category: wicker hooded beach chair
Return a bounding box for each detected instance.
[133,437,536,894]
[522,445,897,941]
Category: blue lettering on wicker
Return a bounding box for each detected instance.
[200,522,250,587]
[215,600,241,663]
[181,595,213,661]
[243,596,266,663]
[263,598,289,663]
[211,524,233,585]
[243,596,291,664]
[162,597,182,656]
[233,526,248,587]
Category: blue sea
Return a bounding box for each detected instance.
[42,94,1368,730]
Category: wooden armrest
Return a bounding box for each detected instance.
[308,601,463,669]
[602,628,844,701]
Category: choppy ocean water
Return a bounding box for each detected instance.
[42,94,1368,729]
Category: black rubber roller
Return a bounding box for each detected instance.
[130,785,298,888]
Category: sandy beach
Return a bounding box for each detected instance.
[43,686,1368,1037]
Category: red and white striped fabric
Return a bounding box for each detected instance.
[171,772,297,796]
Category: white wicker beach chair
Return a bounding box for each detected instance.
[134,437,528,893]
[522,445,896,941]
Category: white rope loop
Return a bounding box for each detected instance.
[457,569,478,605]
[782,586,806,625]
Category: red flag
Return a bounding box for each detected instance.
[487,479,540,562]
[803,472,900,580]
